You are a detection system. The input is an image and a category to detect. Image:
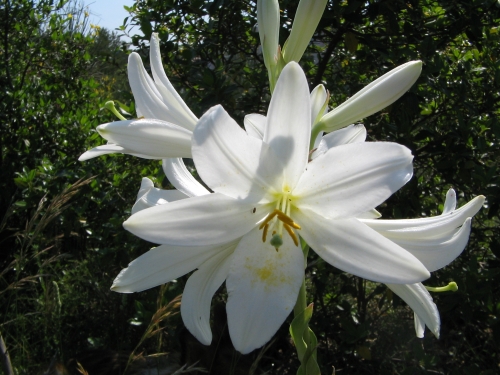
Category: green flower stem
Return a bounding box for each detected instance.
[104,100,127,121]
[290,240,320,375]
[309,122,324,151]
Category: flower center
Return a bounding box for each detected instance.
[259,192,301,251]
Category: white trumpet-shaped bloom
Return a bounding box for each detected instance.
[79,33,197,161]
[117,62,430,354]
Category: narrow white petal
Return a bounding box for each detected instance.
[294,209,430,283]
[295,142,413,219]
[124,193,269,246]
[78,144,126,161]
[319,61,422,132]
[312,124,366,159]
[132,177,188,214]
[388,218,472,272]
[386,283,440,338]
[111,241,236,293]
[162,158,210,198]
[414,312,426,338]
[128,52,170,121]
[97,119,192,159]
[193,105,284,201]
[244,113,266,139]
[181,244,235,345]
[226,227,304,354]
[150,33,198,131]
[264,62,311,189]
[362,195,484,236]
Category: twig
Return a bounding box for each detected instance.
[0,332,14,375]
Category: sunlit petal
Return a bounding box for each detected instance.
[193,105,284,201]
[312,124,366,159]
[150,33,198,131]
[124,193,270,246]
[97,119,192,158]
[226,227,303,354]
[244,113,266,139]
[294,208,430,283]
[386,283,440,338]
[295,142,413,219]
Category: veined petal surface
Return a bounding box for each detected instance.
[294,209,430,283]
[226,227,304,354]
[386,283,440,338]
[124,193,269,246]
[162,158,210,198]
[181,243,235,345]
[264,62,311,190]
[193,106,283,201]
[97,119,192,159]
[111,242,235,293]
[294,142,413,219]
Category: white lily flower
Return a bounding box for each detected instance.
[79,33,197,161]
[314,61,422,136]
[120,62,429,354]
[282,0,328,63]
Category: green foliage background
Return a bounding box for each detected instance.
[0,0,499,374]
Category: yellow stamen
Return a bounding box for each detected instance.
[275,209,301,229]
[259,210,278,230]
[283,223,299,246]
[262,223,269,242]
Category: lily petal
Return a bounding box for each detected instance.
[264,62,311,190]
[150,33,198,131]
[319,61,422,132]
[226,227,304,354]
[124,193,269,246]
[385,218,472,272]
[244,113,266,139]
[294,209,430,283]
[193,105,284,201]
[257,0,280,72]
[386,283,440,338]
[162,158,210,198]
[78,143,127,161]
[181,243,235,345]
[128,52,172,122]
[362,195,484,237]
[132,177,188,214]
[111,241,235,293]
[295,142,413,219]
[97,119,192,159]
